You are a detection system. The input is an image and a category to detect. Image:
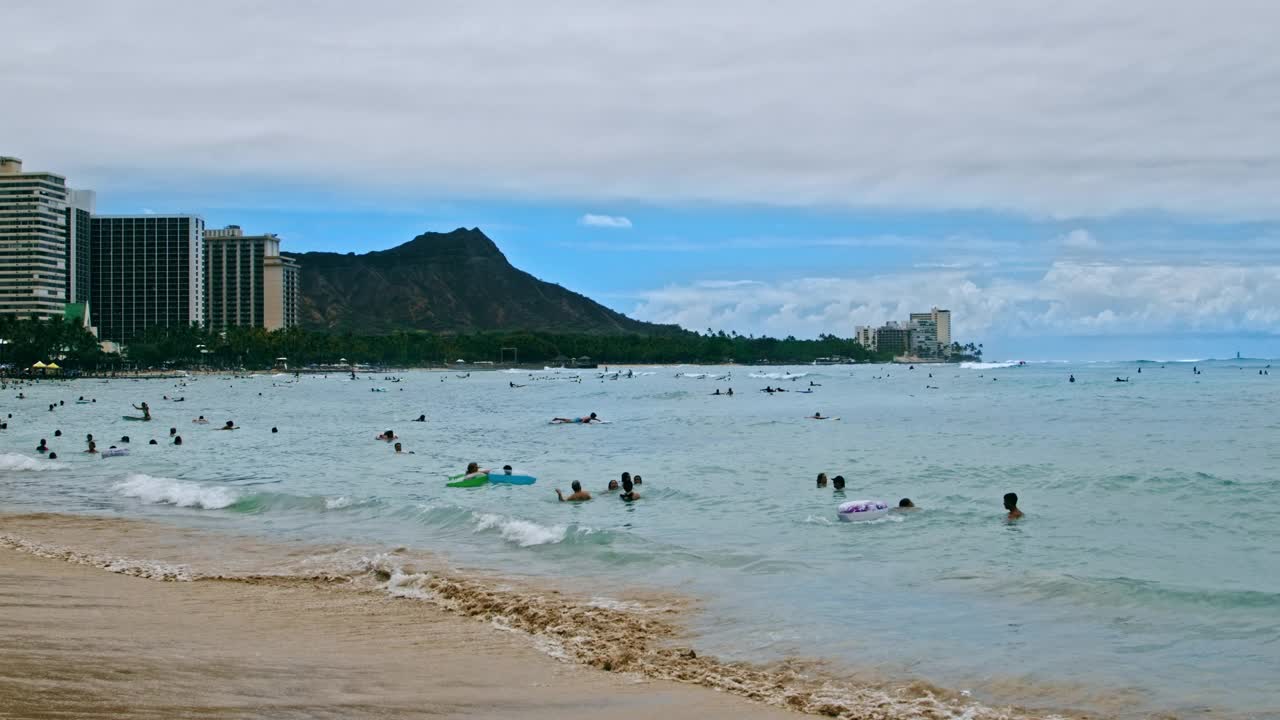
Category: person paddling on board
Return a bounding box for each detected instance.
[556,480,592,502]
[809,411,828,420]
[551,412,601,424]
[133,401,151,421]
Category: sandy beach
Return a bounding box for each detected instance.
[0,512,1046,720]
[0,538,793,720]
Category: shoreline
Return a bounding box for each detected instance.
[0,511,1071,720]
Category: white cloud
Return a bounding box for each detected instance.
[630,263,1280,340]
[579,214,633,229]
[4,2,1280,218]
[1060,229,1099,250]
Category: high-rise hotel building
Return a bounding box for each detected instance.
[204,225,300,331]
[0,156,94,319]
[89,215,205,343]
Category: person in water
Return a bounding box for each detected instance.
[173,435,183,446]
[133,401,151,420]
[47,452,57,460]
[619,476,640,501]
[895,498,918,511]
[816,472,828,488]
[193,416,209,424]
[501,465,513,475]
[809,411,827,420]
[85,440,97,454]
[556,481,592,502]
[376,429,397,441]
[393,442,404,454]
[413,414,426,422]
[832,475,846,491]
[37,439,49,453]
[54,429,62,437]
[220,420,239,430]
[607,479,620,490]
[552,412,600,424]
[169,427,177,437]
[727,387,734,396]
[632,475,642,485]
[1003,492,1024,520]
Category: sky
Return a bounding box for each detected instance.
[4,0,1280,360]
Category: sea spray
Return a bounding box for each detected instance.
[113,474,240,509]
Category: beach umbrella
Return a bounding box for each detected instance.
[45,362,61,369]
[31,361,47,368]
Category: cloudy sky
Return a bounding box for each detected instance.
[5,0,1280,359]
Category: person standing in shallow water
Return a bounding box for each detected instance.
[816,473,828,488]
[1003,492,1024,520]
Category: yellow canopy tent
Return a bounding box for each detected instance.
[45,362,61,373]
[31,361,47,369]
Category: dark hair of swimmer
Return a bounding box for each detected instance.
[571,480,583,492]
[817,472,828,487]
[899,498,914,508]
[621,472,631,482]
[272,427,278,433]
[466,462,480,474]
[47,452,57,460]
[121,436,129,443]
[149,439,158,445]
[621,476,634,493]
[589,412,598,420]
[502,465,512,473]
[833,475,846,490]
[1003,492,1019,509]
[173,436,182,445]
[170,427,177,436]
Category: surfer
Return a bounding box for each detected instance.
[219,420,239,430]
[412,414,426,422]
[193,416,209,424]
[556,481,592,502]
[809,412,827,420]
[132,401,151,420]
[1003,492,1024,520]
[551,412,600,424]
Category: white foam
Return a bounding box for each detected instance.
[474,513,568,547]
[324,496,354,510]
[959,361,1021,370]
[0,452,62,471]
[748,371,811,379]
[113,473,240,509]
[0,533,194,581]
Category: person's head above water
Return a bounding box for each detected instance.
[608,479,620,490]
[817,472,828,487]
[621,476,634,493]
[832,475,846,490]
[149,439,158,445]
[589,412,598,420]
[169,427,177,436]
[466,462,480,474]
[121,436,129,443]
[47,452,57,460]
[54,429,62,437]
[271,426,278,433]
[394,442,403,452]
[899,498,914,508]
[173,435,182,445]
[224,420,235,428]
[571,480,583,492]
[502,465,513,475]
[621,472,631,483]
[1003,492,1019,510]
[633,475,642,485]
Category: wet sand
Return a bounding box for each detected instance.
[0,548,795,720]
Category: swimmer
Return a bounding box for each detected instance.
[619,476,641,501]
[895,498,919,511]
[193,416,209,424]
[149,439,158,445]
[220,420,239,430]
[169,427,177,437]
[832,475,846,491]
[727,387,734,396]
[501,465,513,475]
[271,426,278,433]
[413,414,426,422]
[809,412,827,420]
[608,479,620,490]
[713,389,721,395]
[1069,374,1075,383]
[133,401,151,420]
[85,440,97,454]
[393,442,405,453]
[816,472,828,488]
[173,435,183,446]
[37,439,49,453]
[54,429,62,437]
[47,452,57,460]
[556,481,592,502]
[376,429,398,441]
[551,412,600,424]
[1003,492,1024,520]
[633,474,642,485]
[120,436,130,443]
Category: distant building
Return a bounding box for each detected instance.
[855,325,876,350]
[66,189,95,306]
[204,225,301,331]
[0,156,95,319]
[872,321,914,356]
[910,317,938,356]
[858,307,954,358]
[910,308,951,352]
[90,215,205,343]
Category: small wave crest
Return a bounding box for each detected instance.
[474,513,568,546]
[113,474,240,509]
[748,371,811,379]
[959,361,1021,370]
[0,452,62,471]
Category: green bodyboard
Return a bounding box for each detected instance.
[447,473,489,488]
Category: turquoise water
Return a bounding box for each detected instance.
[3,361,1279,718]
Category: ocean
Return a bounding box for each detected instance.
[3,360,1278,718]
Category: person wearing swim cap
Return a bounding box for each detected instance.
[556,481,592,502]
[1003,492,1024,520]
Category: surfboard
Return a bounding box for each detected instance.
[446,472,489,488]
[122,415,151,421]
